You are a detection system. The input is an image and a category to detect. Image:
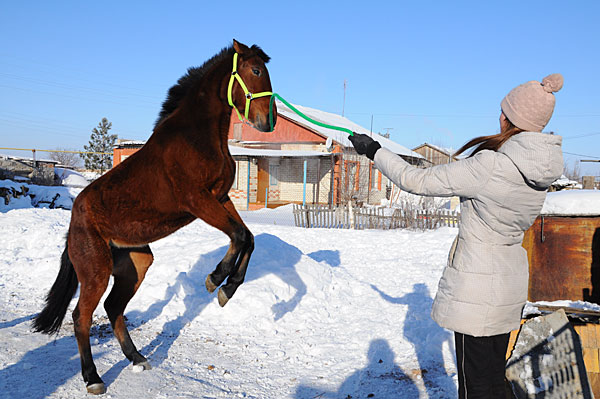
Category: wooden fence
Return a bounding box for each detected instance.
[293,204,460,230]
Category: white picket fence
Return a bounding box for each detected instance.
[293,204,460,230]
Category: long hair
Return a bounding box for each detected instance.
[454,117,525,158]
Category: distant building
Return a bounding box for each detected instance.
[112,140,147,165]
[412,143,459,167]
[0,153,57,185]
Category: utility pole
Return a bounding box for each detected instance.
[342,79,347,117]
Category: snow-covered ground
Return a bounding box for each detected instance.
[1,188,599,398]
[1,205,459,398]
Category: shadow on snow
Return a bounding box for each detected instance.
[295,283,457,399]
[0,232,339,395]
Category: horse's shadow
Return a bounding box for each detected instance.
[105,233,323,378]
[1,232,335,393]
[295,338,420,398]
[0,326,109,398]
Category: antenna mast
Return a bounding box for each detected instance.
[342,79,347,117]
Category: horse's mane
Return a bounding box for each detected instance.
[155,44,270,128]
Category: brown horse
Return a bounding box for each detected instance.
[32,39,276,395]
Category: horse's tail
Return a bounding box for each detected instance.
[32,236,79,335]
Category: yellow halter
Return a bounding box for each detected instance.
[227,52,273,122]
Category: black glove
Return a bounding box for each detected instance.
[348,133,381,160]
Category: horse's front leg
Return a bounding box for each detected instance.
[185,192,252,306]
[213,198,254,306]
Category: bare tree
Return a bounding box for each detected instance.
[563,159,581,181]
[339,149,372,207]
[49,149,81,167]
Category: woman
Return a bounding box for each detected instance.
[349,74,564,398]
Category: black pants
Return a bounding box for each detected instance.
[455,332,511,399]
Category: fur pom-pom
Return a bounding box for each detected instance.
[542,73,564,93]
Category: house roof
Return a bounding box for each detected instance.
[413,142,467,160]
[276,100,423,159]
[0,153,58,164]
[413,143,452,156]
[112,141,330,158]
[114,140,146,148]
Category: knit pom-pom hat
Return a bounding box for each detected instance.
[501,73,563,131]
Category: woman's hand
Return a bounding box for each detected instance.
[348,133,381,160]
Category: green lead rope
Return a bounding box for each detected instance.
[269,93,354,136]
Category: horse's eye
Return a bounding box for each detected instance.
[252,68,261,77]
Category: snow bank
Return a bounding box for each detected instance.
[0,179,82,212]
[541,190,600,215]
[54,167,90,188]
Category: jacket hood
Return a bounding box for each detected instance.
[498,132,563,188]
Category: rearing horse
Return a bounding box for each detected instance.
[32,39,276,395]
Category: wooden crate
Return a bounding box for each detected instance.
[522,215,600,302]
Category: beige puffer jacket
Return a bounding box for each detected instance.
[374,132,563,336]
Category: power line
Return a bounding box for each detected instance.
[562,131,600,140]
[0,147,111,155]
[563,151,600,159]
[0,72,159,101]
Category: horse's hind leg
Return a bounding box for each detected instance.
[69,233,113,394]
[104,246,153,369]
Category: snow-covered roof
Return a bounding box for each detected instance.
[414,143,467,160]
[229,146,330,157]
[414,143,452,155]
[0,153,57,164]
[276,100,423,159]
[114,140,146,148]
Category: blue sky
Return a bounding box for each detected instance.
[1,1,599,175]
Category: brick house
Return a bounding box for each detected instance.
[113,100,424,210]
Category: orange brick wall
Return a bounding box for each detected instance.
[113,147,140,167]
[228,110,326,144]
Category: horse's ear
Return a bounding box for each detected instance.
[233,39,250,55]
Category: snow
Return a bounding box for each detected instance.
[54,167,90,188]
[1,186,597,398]
[552,175,581,190]
[541,190,600,215]
[523,300,600,317]
[0,179,82,212]
[0,205,459,398]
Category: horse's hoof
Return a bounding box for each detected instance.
[86,382,106,395]
[205,274,217,293]
[133,360,152,372]
[217,288,230,307]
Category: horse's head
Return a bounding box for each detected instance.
[228,39,277,132]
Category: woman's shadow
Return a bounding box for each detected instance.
[371,283,456,398]
[295,339,420,398]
